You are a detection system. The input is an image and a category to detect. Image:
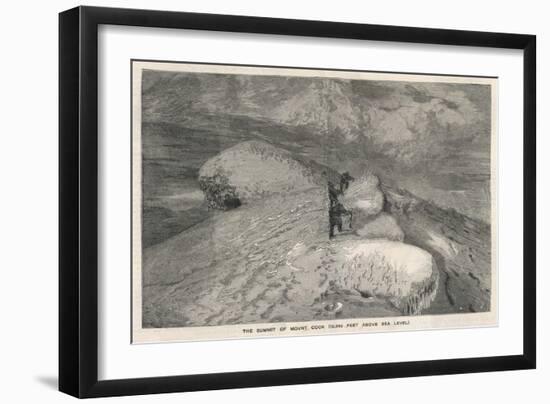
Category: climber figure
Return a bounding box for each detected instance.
[329,202,353,238]
[328,181,341,208]
[340,171,355,193]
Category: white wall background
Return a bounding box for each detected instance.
[0,0,545,402]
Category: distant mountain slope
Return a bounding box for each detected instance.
[140,116,341,201]
[142,70,492,170]
[141,113,490,224]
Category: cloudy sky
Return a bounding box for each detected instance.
[142,69,493,221]
[143,69,492,168]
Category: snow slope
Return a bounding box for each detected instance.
[143,143,440,328]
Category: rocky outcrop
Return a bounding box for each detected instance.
[382,183,492,314]
[355,212,404,241]
[341,174,385,230]
[198,140,328,208]
[333,240,437,315]
[288,239,438,315]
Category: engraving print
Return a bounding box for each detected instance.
[132,62,497,342]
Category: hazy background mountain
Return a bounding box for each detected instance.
[140,68,492,247]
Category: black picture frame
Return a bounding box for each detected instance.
[59,5,536,398]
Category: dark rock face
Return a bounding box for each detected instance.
[198,173,241,210]
[381,184,492,314]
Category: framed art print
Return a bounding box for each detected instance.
[59,6,536,398]
[131,61,498,343]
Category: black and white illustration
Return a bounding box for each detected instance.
[132,61,497,342]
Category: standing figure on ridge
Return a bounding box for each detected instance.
[340,171,355,193]
[328,181,341,208]
[329,202,353,238]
